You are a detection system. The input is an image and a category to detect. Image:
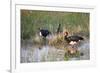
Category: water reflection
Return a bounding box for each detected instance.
[21,40,89,63]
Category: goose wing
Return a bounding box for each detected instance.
[67,35,84,42]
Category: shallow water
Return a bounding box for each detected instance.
[78,40,90,60]
[21,46,65,63]
[21,40,90,63]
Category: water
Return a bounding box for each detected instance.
[21,40,90,63]
[21,45,65,63]
[69,40,90,60]
[78,40,90,60]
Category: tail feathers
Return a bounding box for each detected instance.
[79,37,84,40]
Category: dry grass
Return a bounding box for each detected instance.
[48,33,67,49]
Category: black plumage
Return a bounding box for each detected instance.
[64,31,84,45]
[39,29,51,38]
[64,35,84,43]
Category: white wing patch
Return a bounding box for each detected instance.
[39,32,42,36]
[69,41,77,45]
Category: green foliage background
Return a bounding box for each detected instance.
[21,10,89,40]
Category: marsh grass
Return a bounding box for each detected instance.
[21,10,89,40]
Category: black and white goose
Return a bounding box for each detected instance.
[64,31,84,46]
[39,28,51,38]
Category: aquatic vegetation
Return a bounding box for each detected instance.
[64,48,80,61]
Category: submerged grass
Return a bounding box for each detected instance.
[64,49,81,61]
